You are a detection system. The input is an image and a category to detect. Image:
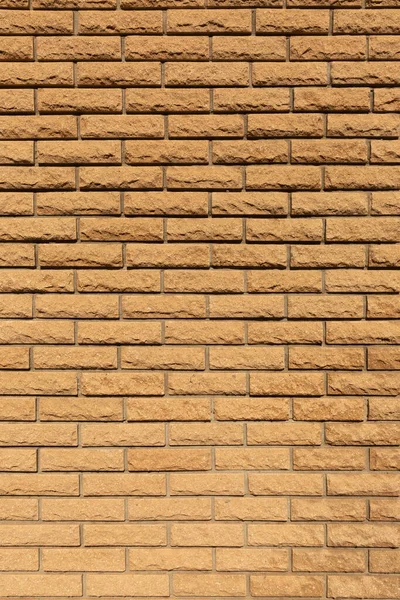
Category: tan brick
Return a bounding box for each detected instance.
[42,548,125,572]
[248,422,321,445]
[257,9,329,34]
[334,9,400,34]
[293,397,365,421]
[174,573,246,597]
[368,347,400,370]
[36,192,120,215]
[370,499,400,522]
[0,11,73,34]
[291,36,366,60]
[0,90,34,115]
[328,114,400,138]
[171,523,244,546]
[251,575,324,597]
[35,295,119,319]
[326,423,400,446]
[248,270,321,293]
[212,192,287,215]
[128,498,212,521]
[248,523,324,546]
[291,499,367,522]
[80,115,163,139]
[0,270,74,293]
[39,243,122,268]
[128,448,211,471]
[169,422,243,445]
[213,36,286,60]
[293,549,366,573]
[0,523,79,545]
[291,244,366,268]
[0,244,34,268]
[83,473,166,496]
[0,115,77,139]
[81,372,164,396]
[0,548,38,571]
[81,423,165,446]
[37,36,120,61]
[214,397,289,421]
[374,89,400,113]
[0,449,36,472]
[0,346,30,370]
[126,89,209,114]
[328,575,400,599]
[41,448,123,472]
[86,574,169,597]
[0,574,81,597]
[166,62,248,87]
[369,397,400,421]
[130,548,212,571]
[327,473,400,497]
[126,140,208,165]
[326,270,400,293]
[78,321,161,344]
[127,397,210,422]
[292,140,367,164]
[39,397,123,422]
[0,372,77,396]
[127,243,209,268]
[78,62,160,87]
[209,296,284,319]
[78,270,160,293]
[370,448,400,471]
[249,473,323,496]
[38,89,122,114]
[253,63,327,86]
[165,321,244,344]
[251,373,324,397]
[0,192,33,216]
[169,114,244,138]
[84,523,167,546]
[248,322,323,344]
[291,192,368,216]
[214,88,290,113]
[293,448,365,470]
[37,141,121,165]
[124,191,208,216]
[167,9,251,33]
[0,398,35,422]
[289,347,364,370]
[329,372,400,396]
[79,11,162,34]
[122,346,205,370]
[328,523,400,548]
[215,498,288,522]
[41,498,124,521]
[216,447,289,470]
[294,88,370,112]
[170,473,244,496]
[0,498,38,520]
[370,550,400,573]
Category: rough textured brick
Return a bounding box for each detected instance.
[0,0,398,595]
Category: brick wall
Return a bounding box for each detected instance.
[0,0,399,598]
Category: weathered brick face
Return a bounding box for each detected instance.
[0,0,399,598]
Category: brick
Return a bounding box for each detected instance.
[79,11,162,34]
[169,115,244,138]
[0,167,75,191]
[253,63,327,86]
[293,397,365,421]
[35,295,119,319]
[0,423,77,446]
[216,447,289,470]
[294,88,370,112]
[170,473,244,496]
[0,116,77,139]
[293,549,366,572]
[291,244,366,268]
[0,523,79,545]
[167,9,251,33]
[292,140,367,164]
[0,142,33,165]
[42,548,125,572]
[126,140,208,165]
[291,499,367,522]
[168,218,242,241]
[212,192,287,215]
[326,423,400,445]
[128,497,212,521]
[80,115,163,139]
[37,141,121,165]
[209,295,284,319]
[80,166,163,190]
[248,270,322,293]
[81,372,164,396]
[251,575,323,597]
[0,449,36,472]
[0,347,29,370]
[86,574,169,597]
[328,114,400,138]
[0,244,34,268]
[214,397,289,420]
[41,498,124,521]
[248,422,321,445]
[213,140,287,164]
[328,575,400,599]
[370,448,400,471]
[370,499,400,521]
[293,193,367,218]
[128,448,211,471]
[127,397,210,422]
[370,550,400,573]
[213,36,285,60]
[368,347,400,370]
[38,89,122,114]
[164,270,244,293]
[289,347,364,370]
[171,522,244,545]
[0,372,77,396]
[0,548,38,571]
[212,244,286,268]
[214,88,290,113]
[167,62,248,87]
[248,218,322,241]
[0,63,73,87]
[0,11,73,34]
[248,523,324,546]
[126,36,208,61]
[36,192,120,215]
[249,114,323,138]
[0,498,38,520]
[293,448,365,470]
[167,166,242,189]
[215,497,288,521]
[130,548,212,571]
[123,295,206,319]
[37,36,121,61]
[83,473,166,496]
[124,192,208,216]
[39,243,122,268]
[334,10,400,34]
[0,90,34,114]
[0,574,81,597]
[0,193,33,216]
[169,422,243,445]
[218,548,287,573]
[39,397,123,422]
[41,448,124,472]
[248,322,323,344]
[78,270,160,293]
[78,62,160,87]
[369,398,400,421]
[374,89,400,113]
[0,397,35,421]
[81,423,165,446]
[291,36,366,61]
[370,245,400,268]
[126,89,209,113]
[210,346,284,370]
[165,321,244,344]
[327,473,400,496]
[326,270,400,293]
[257,9,329,34]
[251,372,324,396]
[79,321,161,345]
[84,523,167,546]
[328,523,400,548]
[0,270,74,293]
[122,346,205,370]
[174,573,246,597]
[169,372,246,395]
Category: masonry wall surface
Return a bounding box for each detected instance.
[0,0,399,598]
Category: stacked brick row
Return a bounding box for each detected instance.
[0,0,399,598]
